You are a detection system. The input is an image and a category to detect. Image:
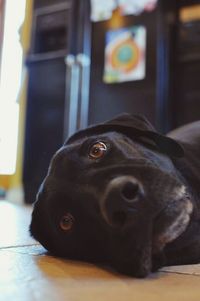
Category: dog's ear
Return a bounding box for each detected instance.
[66,113,184,158]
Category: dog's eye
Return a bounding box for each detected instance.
[88,142,107,159]
[60,213,75,232]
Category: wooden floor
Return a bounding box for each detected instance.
[0,200,200,301]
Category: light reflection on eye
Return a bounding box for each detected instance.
[88,142,107,160]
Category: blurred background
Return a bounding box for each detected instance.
[0,0,200,204]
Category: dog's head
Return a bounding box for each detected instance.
[30,114,193,277]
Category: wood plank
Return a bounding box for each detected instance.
[161,264,200,276]
[0,201,37,248]
[1,246,200,301]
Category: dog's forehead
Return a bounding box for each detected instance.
[51,131,132,170]
[67,131,145,160]
[55,130,171,166]
[66,131,130,148]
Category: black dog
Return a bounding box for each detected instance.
[30,114,200,277]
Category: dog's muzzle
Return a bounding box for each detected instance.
[100,176,144,228]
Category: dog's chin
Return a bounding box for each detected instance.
[110,238,152,278]
[113,261,151,278]
[112,249,152,278]
[152,187,193,255]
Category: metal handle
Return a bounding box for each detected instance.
[64,54,80,138]
[76,53,90,67]
[65,54,75,67]
[76,53,91,130]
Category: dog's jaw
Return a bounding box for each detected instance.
[153,185,193,253]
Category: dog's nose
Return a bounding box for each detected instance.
[120,181,140,202]
[102,176,143,228]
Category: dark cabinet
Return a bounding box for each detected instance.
[23,1,71,203]
[23,59,66,202]
[173,1,200,127]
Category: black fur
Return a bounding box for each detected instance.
[30,114,200,277]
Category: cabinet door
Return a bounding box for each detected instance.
[173,3,200,127]
[23,58,66,203]
[174,61,200,127]
[88,10,158,127]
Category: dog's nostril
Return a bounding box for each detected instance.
[121,181,139,201]
[112,211,127,226]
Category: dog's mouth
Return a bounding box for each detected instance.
[152,187,193,254]
[109,186,193,277]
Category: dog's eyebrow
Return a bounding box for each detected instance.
[77,133,112,144]
[78,136,110,154]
